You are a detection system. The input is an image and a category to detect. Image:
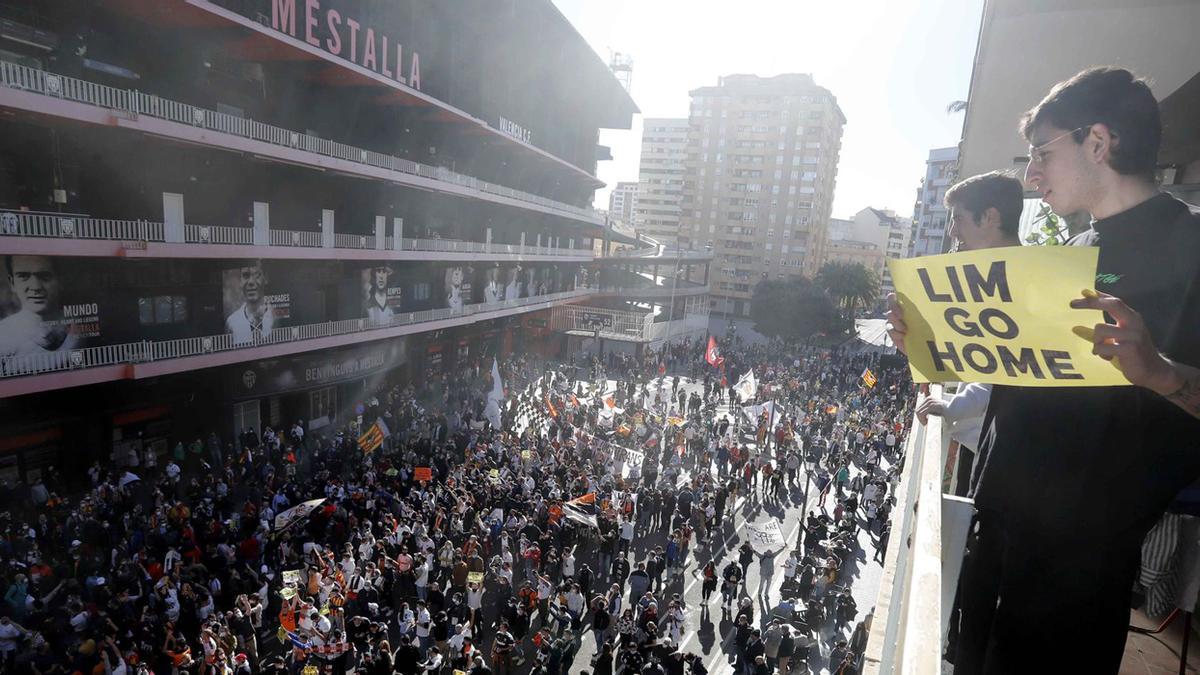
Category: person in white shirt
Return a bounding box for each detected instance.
[560,547,576,580]
[415,554,431,601]
[0,615,27,670]
[466,583,485,628]
[415,602,432,654]
[916,382,992,496]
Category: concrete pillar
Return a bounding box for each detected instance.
[393,217,403,250]
[536,233,542,250]
[375,216,386,249]
[520,232,526,249]
[486,227,493,246]
[252,201,270,246]
[321,209,334,248]
[162,192,184,243]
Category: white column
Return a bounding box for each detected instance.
[393,217,403,250]
[520,232,526,249]
[536,233,542,250]
[162,192,184,243]
[253,202,270,246]
[321,209,334,248]
[486,228,493,246]
[375,216,386,250]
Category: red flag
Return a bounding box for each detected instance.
[658,363,666,376]
[705,336,725,367]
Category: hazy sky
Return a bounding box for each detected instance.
[552,0,983,219]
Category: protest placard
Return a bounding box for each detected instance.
[746,521,785,551]
[414,467,432,482]
[467,571,485,585]
[888,246,1128,387]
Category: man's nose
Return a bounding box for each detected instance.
[1024,162,1041,189]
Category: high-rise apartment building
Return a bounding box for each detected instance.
[608,181,638,227]
[634,118,688,246]
[911,147,959,257]
[681,74,845,316]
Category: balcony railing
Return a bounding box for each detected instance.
[1,210,592,258]
[863,384,974,674]
[603,246,714,261]
[0,289,592,380]
[0,211,164,241]
[0,60,602,224]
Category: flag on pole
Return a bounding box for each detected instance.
[705,336,725,367]
[357,418,390,454]
[604,396,616,409]
[861,368,878,388]
[488,358,505,404]
[274,498,325,531]
[733,370,758,400]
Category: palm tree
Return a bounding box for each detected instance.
[817,262,880,317]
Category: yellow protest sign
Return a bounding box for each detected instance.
[468,571,485,585]
[888,246,1128,387]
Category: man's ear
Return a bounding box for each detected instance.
[982,207,1003,233]
[1088,123,1117,165]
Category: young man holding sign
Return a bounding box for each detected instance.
[915,172,1024,497]
[888,67,1200,673]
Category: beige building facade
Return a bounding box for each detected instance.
[825,216,886,279]
[634,118,689,246]
[680,74,845,316]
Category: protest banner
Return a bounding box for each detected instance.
[609,444,645,468]
[414,467,432,482]
[746,521,785,552]
[467,571,485,585]
[274,498,325,531]
[888,246,1128,387]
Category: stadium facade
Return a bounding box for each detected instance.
[0,0,710,483]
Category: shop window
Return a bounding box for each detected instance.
[413,283,432,301]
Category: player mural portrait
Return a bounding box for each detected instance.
[362,264,400,325]
[222,260,289,344]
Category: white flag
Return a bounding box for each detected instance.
[274,498,325,531]
[733,370,758,400]
[488,358,505,404]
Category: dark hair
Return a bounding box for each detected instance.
[1019,66,1160,179]
[943,171,1025,237]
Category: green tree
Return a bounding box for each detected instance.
[749,276,839,341]
[816,262,880,318]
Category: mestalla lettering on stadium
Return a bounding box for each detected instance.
[271,0,423,90]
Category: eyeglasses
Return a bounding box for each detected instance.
[1025,125,1092,165]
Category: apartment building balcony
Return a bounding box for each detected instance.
[1,210,595,263]
[0,60,604,227]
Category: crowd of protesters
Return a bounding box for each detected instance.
[0,328,914,675]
